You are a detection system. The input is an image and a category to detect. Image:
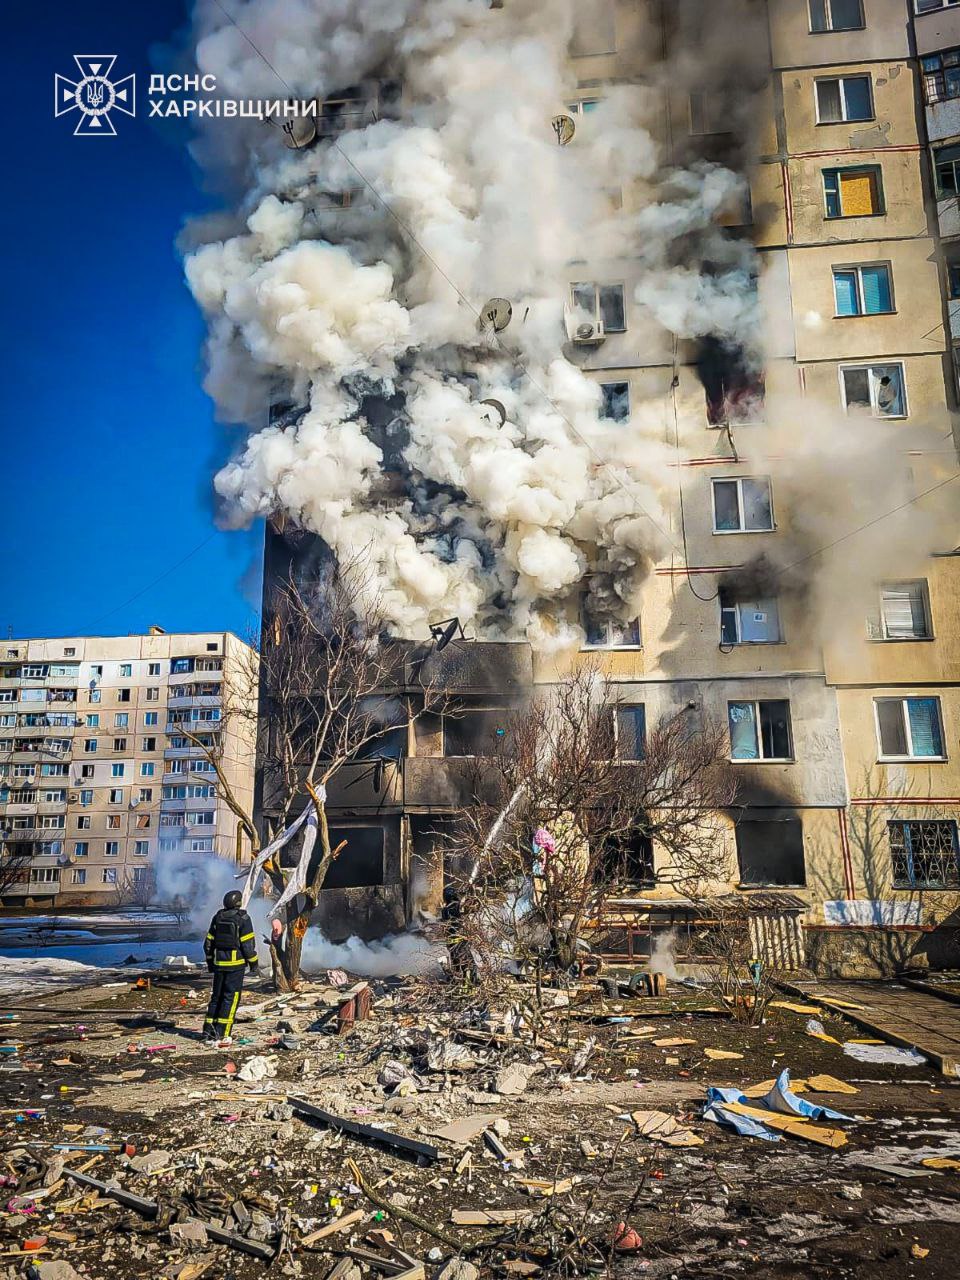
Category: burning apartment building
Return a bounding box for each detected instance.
[185,0,960,976]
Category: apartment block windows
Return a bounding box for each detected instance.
[134,840,149,857]
[712,477,774,533]
[889,820,959,888]
[840,363,905,417]
[107,815,121,830]
[186,810,215,826]
[119,664,132,677]
[102,868,118,884]
[73,842,88,857]
[140,763,155,778]
[917,0,960,14]
[599,382,630,423]
[117,688,131,703]
[815,75,872,123]
[114,713,128,728]
[688,92,729,136]
[104,842,119,857]
[809,0,863,30]
[823,166,882,218]
[833,264,893,316]
[78,789,93,807]
[736,813,806,886]
[728,700,793,761]
[935,144,960,196]
[89,689,100,704]
[615,705,646,761]
[137,788,153,803]
[921,48,960,104]
[142,737,156,752]
[30,868,59,885]
[76,816,91,831]
[111,764,124,778]
[875,696,945,760]
[84,739,97,754]
[581,603,642,649]
[72,868,86,885]
[109,788,124,804]
[570,282,626,332]
[719,589,781,644]
[868,581,932,641]
[148,663,161,676]
[113,739,126,752]
[146,687,159,701]
[144,712,158,726]
[85,714,99,728]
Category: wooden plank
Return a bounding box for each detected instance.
[714,1101,847,1148]
[302,1210,365,1246]
[451,1209,533,1226]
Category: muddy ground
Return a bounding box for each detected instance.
[1,970,959,1280]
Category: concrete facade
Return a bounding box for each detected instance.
[0,630,258,907]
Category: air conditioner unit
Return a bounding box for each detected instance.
[573,319,605,344]
[68,792,79,803]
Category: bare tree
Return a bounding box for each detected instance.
[443,667,740,976]
[183,559,445,991]
[0,844,33,901]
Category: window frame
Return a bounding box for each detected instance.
[728,699,794,762]
[916,0,960,15]
[580,609,642,650]
[815,73,874,124]
[614,704,647,761]
[889,819,960,888]
[808,0,865,32]
[839,361,907,418]
[599,381,630,423]
[822,165,884,219]
[869,580,933,641]
[874,696,947,762]
[711,476,775,534]
[832,262,894,317]
[718,590,782,645]
[569,281,627,332]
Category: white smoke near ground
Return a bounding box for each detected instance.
[647,927,680,982]
[299,928,443,977]
[152,850,240,933]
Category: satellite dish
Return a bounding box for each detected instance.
[551,113,576,146]
[479,398,507,427]
[478,298,512,333]
[281,114,317,149]
[429,617,464,652]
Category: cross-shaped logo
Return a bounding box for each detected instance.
[54,55,135,136]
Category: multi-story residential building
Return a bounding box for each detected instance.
[251,0,959,975]
[0,630,257,908]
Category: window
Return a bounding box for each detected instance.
[570,282,626,331]
[868,581,932,641]
[22,665,48,678]
[134,840,149,857]
[840,363,906,417]
[144,712,158,726]
[73,841,88,857]
[136,813,150,829]
[600,382,630,422]
[949,261,960,300]
[90,664,103,677]
[815,75,872,123]
[109,788,124,804]
[719,589,781,644]
[688,91,729,136]
[917,0,960,14]
[189,838,214,854]
[921,48,960,104]
[137,788,153,803]
[30,867,60,884]
[833,264,893,316]
[104,841,119,856]
[809,0,863,31]
[114,713,129,728]
[110,764,125,778]
[64,647,76,657]
[79,765,93,779]
[107,815,121,830]
[736,814,806,886]
[934,144,960,196]
[142,737,156,752]
[43,789,66,803]
[823,166,883,218]
[565,98,601,116]
[875,696,945,760]
[102,867,118,884]
[171,658,192,674]
[85,714,99,728]
[112,739,126,753]
[146,688,159,701]
[582,609,642,648]
[140,763,155,777]
[186,810,215,826]
[89,689,101,704]
[76,816,91,831]
[148,663,161,676]
[119,664,132,677]
[79,790,93,806]
[889,821,959,888]
[728,700,793,761]
[117,688,131,703]
[41,764,68,777]
[616,705,646,760]
[712,477,774,532]
[206,642,218,651]
[39,815,65,829]
[325,825,385,888]
[84,739,98,754]
[71,868,87,885]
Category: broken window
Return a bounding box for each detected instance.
[867,581,931,640]
[815,75,873,123]
[935,143,960,196]
[600,382,630,422]
[809,0,864,31]
[600,827,654,884]
[570,282,626,331]
[444,710,509,757]
[840,363,905,417]
[581,604,641,649]
[922,47,960,104]
[616,705,646,760]
[833,264,893,316]
[712,477,774,533]
[324,825,385,888]
[735,815,806,886]
[696,337,763,425]
[875,696,944,760]
[719,589,781,644]
[823,166,883,218]
[889,820,959,888]
[728,700,792,761]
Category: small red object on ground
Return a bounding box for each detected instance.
[613,1222,643,1252]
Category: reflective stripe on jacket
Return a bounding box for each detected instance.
[204,907,259,968]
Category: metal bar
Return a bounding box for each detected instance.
[288,1096,440,1163]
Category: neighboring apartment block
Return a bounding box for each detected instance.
[256,0,960,975]
[0,630,257,907]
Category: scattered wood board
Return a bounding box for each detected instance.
[451,1209,533,1226]
[704,1048,743,1060]
[714,1101,847,1148]
[301,1210,365,1245]
[806,1074,858,1095]
[631,1110,704,1147]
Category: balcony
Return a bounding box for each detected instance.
[163,744,215,760]
[167,695,222,710]
[401,757,502,810]
[1,802,38,816]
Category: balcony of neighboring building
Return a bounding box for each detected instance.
[166,693,222,711]
[163,743,217,761]
[914,1,960,58]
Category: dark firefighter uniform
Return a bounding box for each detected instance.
[203,891,258,1041]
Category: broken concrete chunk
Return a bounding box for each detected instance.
[493,1065,532,1096]
[31,1263,84,1280]
[429,1114,501,1145]
[128,1150,172,1174]
[170,1220,209,1248]
[433,1260,479,1280]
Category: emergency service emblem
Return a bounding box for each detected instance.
[54,56,136,136]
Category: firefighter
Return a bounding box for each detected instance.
[202,890,259,1044]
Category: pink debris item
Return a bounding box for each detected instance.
[533,827,556,854]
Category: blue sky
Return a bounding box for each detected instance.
[0,1,263,641]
